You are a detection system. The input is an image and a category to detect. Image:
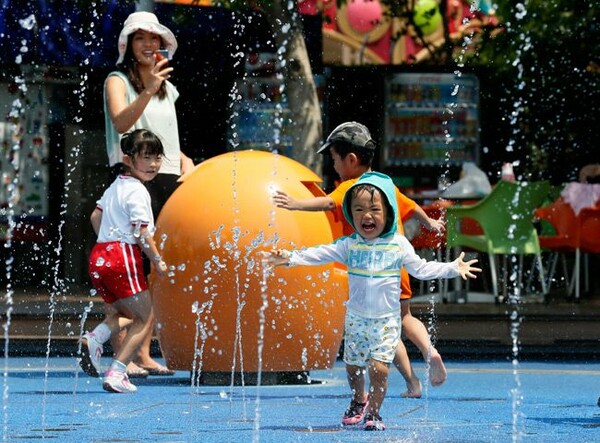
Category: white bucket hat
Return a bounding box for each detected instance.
[116,11,178,65]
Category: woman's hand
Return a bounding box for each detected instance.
[180,152,195,175]
[145,56,173,95]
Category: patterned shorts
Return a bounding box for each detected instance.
[343,311,401,366]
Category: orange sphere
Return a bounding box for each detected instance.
[150,150,348,373]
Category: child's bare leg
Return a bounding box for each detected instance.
[110,291,154,366]
[106,305,146,373]
[367,359,390,417]
[133,328,162,368]
[346,364,367,403]
[401,300,447,387]
[393,340,422,398]
[108,308,162,371]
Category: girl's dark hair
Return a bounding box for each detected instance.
[330,141,375,167]
[117,33,167,99]
[120,129,164,158]
[349,184,395,234]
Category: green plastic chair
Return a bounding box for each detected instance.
[445,180,551,302]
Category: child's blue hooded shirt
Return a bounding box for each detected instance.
[288,172,459,319]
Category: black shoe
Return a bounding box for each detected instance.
[363,413,386,431]
[341,397,368,426]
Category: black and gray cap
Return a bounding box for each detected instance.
[317,121,375,154]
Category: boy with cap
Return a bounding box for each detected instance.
[273,121,446,397]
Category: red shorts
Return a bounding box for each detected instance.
[88,242,148,304]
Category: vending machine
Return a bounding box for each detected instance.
[382,72,480,186]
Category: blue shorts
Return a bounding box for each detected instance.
[343,311,401,366]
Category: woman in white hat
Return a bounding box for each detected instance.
[100,11,193,378]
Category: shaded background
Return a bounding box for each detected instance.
[0,0,598,289]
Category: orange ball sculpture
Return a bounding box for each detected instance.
[150,150,348,373]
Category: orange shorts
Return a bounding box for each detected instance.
[400,268,412,300]
[88,242,148,304]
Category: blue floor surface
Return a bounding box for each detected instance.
[1,357,599,442]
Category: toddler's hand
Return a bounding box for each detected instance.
[259,249,291,266]
[455,252,481,280]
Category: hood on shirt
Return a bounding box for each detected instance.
[342,171,399,238]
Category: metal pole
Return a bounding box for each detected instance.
[136,0,154,12]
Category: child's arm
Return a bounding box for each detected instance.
[400,236,480,280]
[262,249,291,266]
[410,205,445,232]
[90,207,102,236]
[136,225,168,276]
[454,252,481,280]
[272,190,335,211]
[262,239,348,268]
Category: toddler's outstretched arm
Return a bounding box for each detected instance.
[454,252,481,280]
[262,249,291,267]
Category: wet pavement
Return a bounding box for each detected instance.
[2,356,599,442]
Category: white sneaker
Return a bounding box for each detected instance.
[79,332,103,377]
[102,369,137,393]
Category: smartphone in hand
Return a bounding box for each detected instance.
[155,49,169,65]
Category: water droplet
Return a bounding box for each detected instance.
[19,14,36,30]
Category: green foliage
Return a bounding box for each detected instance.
[472,0,599,71]
[476,0,600,180]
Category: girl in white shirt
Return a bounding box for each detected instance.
[81,129,168,393]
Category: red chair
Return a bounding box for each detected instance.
[578,205,600,296]
[536,198,600,300]
[535,197,581,298]
[408,204,447,299]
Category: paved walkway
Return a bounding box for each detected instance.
[2,357,599,442]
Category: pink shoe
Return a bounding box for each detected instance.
[102,369,137,393]
[341,397,369,426]
[363,413,386,431]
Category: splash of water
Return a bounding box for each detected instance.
[509,256,524,443]
[505,3,534,440]
[252,255,270,443]
[2,13,38,442]
[190,299,212,390]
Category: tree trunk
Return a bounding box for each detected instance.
[269,0,323,174]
